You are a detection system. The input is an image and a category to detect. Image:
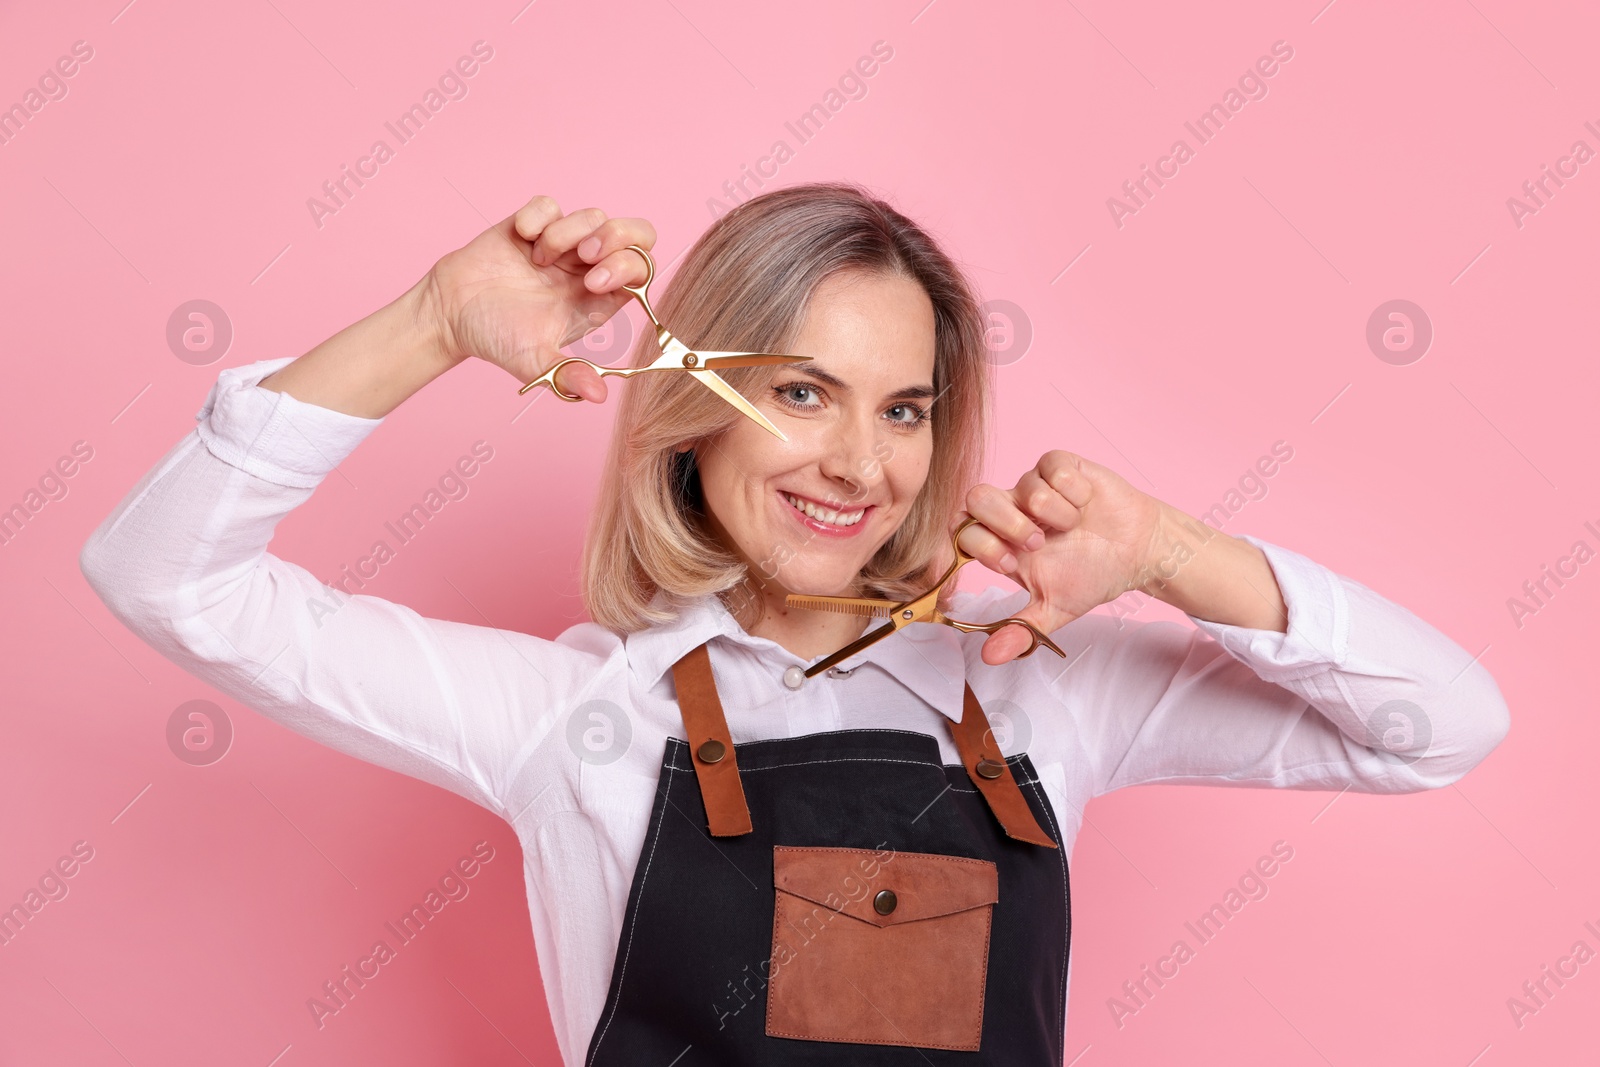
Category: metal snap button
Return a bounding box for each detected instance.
[826,665,856,678]
[975,757,1005,779]
[873,889,897,915]
[782,665,806,690]
[696,739,726,764]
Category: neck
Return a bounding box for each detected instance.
[702,506,874,662]
[721,573,870,662]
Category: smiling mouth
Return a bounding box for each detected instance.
[781,492,867,529]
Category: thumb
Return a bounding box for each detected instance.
[552,358,608,404]
[979,602,1074,666]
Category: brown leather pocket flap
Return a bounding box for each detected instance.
[772,846,998,929]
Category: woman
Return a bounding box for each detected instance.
[80,182,1510,1065]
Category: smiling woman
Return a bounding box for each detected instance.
[582,184,990,653]
[79,180,1509,1066]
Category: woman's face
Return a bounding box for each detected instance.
[695,270,939,597]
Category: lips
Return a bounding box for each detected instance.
[781,491,866,527]
[778,490,872,537]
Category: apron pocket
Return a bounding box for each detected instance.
[765,845,998,1052]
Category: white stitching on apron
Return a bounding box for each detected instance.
[1020,763,1070,1059]
[587,751,679,1065]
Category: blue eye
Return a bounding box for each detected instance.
[774,383,822,408]
[771,383,930,430]
[887,403,930,426]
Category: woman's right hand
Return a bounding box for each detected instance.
[423,195,659,403]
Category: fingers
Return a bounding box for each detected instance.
[1039,450,1093,509]
[963,452,1099,665]
[575,217,660,291]
[529,206,609,266]
[512,194,662,271]
[982,603,1073,665]
[981,625,1036,666]
[535,210,659,277]
[507,195,659,289]
[551,359,608,404]
[959,453,1096,565]
[1015,469,1080,533]
[958,482,1044,574]
[957,453,1095,578]
[512,194,563,243]
[954,502,1022,576]
[979,480,1048,549]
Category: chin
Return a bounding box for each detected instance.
[781,564,864,598]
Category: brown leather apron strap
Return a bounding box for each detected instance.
[669,642,753,836]
[948,684,1059,849]
[668,642,1056,848]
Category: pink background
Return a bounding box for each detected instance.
[2,0,1595,1062]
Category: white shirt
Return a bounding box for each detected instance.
[79,356,1510,1067]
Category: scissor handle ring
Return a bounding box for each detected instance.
[615,243,662,331]
[618,244,655,292]
[996,617,1045,657]
[520,357,592,401]
[952,515,984,565]
[1005,618,1066,659]
[517,245,659,397]
[947,514,1067,660]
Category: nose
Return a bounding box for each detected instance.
[817,411,883,509]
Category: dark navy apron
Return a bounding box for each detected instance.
[584,641,1071,1064]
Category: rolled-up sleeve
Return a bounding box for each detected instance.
[79,357,608,817]
[1018,535,1511,797]
[191,356,378,487]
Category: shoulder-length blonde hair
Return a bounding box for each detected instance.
[581,181,994,634]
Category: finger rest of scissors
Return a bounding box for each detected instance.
[518,357,608,399]
[943,615,1066,659]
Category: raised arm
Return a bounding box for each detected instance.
[256,194,658,415]
[79,195,659,816]
[948,449,1509,794]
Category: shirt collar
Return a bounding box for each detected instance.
[625,589,970,723]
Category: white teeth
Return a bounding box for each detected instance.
[783,493,864,528]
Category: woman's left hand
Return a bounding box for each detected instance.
[953,450,1166,665]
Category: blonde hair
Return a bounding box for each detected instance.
[580,181,994,634]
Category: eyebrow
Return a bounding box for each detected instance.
[789,364,937,403]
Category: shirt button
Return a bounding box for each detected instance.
[782,666,806,690]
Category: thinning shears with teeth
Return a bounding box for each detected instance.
[786,515,1068,678]
[518,243,813,441]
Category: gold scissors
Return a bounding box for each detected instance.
[785,515,1068,678]
[517,243,812,441]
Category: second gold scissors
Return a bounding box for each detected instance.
[518,244,812,441]
[785,515,1068,678]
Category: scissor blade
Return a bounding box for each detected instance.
[804,619,899,678]
[695,352,814,369]
[688,369,789,441]
[785,594,896,618]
